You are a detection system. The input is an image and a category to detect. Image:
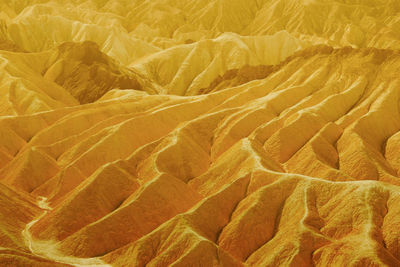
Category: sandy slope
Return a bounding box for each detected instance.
[1,0,400,266]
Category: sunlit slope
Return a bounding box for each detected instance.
[0,182,70,266]
[0,41,161,116]
[2,0,400,52]
[0,46,400,265]
[0,49,78,116]
[132,31,305,95]
[0,32,305,106]
[1,0,400,266]
[1,0,400,100]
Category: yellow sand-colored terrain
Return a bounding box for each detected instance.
[1,0,400,266]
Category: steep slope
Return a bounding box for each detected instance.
[1,0,400,98]
[43,41,158,103]
[131,31,305,95]
[0,182,71,266]
[1,45,400,266]
[2,0,400,266]
[0,40,159,116]
[0,48,78,116]
[2,0,400,51]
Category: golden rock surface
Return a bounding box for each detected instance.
[1,0,400,266]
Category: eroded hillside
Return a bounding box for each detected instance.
[0,0,400,266]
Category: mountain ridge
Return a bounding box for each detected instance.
[1,0,400,266]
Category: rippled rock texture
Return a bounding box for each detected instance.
[1,0,400,266]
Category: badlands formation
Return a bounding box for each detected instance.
[1,0,400,266]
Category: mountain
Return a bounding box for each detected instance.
[0,0,400,266]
